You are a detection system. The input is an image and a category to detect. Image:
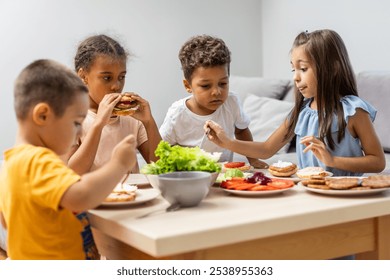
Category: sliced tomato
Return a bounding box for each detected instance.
[220,178,246,189]
[232,182,259,190]
[249,185,278,191]
[221,177,294,191]
[221,177,258,190]
[224,162,245,168]
[267,179,294,189]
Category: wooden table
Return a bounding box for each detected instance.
[88,174,390,260]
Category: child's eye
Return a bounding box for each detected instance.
[219,82,228,87]
[119,75,126,81]
[300,68,307,72]
[102,76,112,81]
[74,122,82,127]
[200,84,210,89]
[291,69,296,73]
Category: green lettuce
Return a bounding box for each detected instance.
[141,141,222,174]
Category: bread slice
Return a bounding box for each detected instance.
[296,167,327,179]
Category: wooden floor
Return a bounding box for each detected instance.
[0,247,7,260]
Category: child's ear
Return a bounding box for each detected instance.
[32,103,52,125]
[77,68,88,84]
[183,79,192,93]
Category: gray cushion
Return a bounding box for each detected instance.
[229,76,291,102]
[282,81,295,102]
[357,71,390,152]
[243,95,294,154]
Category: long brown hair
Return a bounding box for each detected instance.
[286,29,358,150]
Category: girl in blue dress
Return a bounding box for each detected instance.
[205,29,385,176]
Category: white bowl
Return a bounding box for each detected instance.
[147,171,219,189]
[154,171,211,207]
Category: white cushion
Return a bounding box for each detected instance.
[243,95,294,154]
[229,76,291,102]
[357,71,390,152]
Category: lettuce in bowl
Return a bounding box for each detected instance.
[141,141,222,175]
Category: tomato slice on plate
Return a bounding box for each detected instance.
[221,177,294,191]
[249,185,278,191]
[224,162,245,168]
[267,179,294,189]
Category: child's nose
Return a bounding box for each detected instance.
[212,86,221,96]
[293,71,300,82]
[111,80,122,92]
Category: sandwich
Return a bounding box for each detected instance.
[268,161,298,177]
[104,183,137,202]
[296,166,327,179]
[112,94,139,116]
[223,162,252,172]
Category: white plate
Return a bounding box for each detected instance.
[113,183,137,193]
[298,180,390,196]
[267,171,333,182]
[221,186,293,197]
[125,173,151,188]
[101,189,160,206]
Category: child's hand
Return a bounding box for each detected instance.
[300,135,334,166]
[96,93,121,125]
[204,120,230,148]
[111,134,137,170]
[122,92,152,123]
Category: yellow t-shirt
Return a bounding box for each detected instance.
[0,144,84,259]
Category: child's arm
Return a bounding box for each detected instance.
[126,93,162,163]
[67,94,121,174]
[301,109,386,173]
[61,135,137,212]
[206,120,291,159]
[234,127,269,168]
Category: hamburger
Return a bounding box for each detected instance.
[112,94,139,116]
[223,162,252,172]
[268,161,298,177]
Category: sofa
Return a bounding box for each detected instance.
[229,71,390,173]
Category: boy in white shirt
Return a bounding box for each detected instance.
[160,35,268,167]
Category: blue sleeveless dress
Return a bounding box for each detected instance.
[294,95,376,176]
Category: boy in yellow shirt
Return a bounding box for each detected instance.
[0,59,137,259]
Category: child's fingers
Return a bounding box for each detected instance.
[205,120,221,132]
[203,121,211,134]
[302,142,314,153]
[300,135,316,144]
[101,93,121,106]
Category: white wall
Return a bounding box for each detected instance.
[0,0,262,155]
[261,0,390,79]
[2,0,390,157]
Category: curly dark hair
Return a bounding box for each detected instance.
[14,59,88,120]
[178,35,231,81]
[74,34,129,72]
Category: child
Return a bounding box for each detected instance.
[205,29,385,176]
[68,34,161,175]
[0,59,137,259]
[159,34,268,168]
[67,34,161,260]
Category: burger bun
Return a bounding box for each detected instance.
[112,94,139,116]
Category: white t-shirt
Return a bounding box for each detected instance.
[81,110,148,173]
[159,93,250,162]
